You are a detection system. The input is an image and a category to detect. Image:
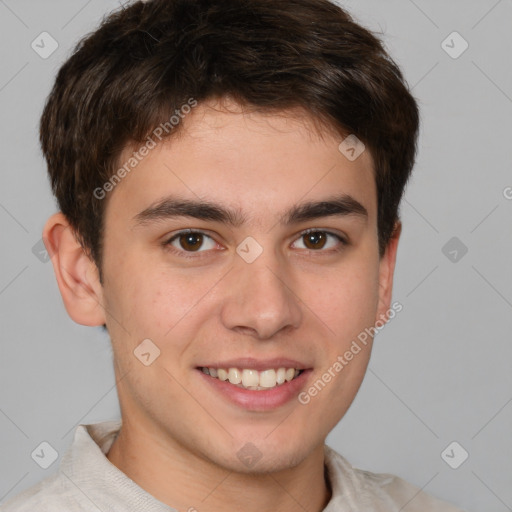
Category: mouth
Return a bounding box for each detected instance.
[196,361,311,411]
[198,366,304,390]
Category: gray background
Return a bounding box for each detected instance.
[0,1,511,510]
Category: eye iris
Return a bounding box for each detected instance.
[180,233,203,251]
[174,232,332,252]
[304,231,326,250]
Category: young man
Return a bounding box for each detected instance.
[2,0,465,510]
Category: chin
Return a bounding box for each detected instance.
[213,433,319,475]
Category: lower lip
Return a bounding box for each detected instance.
[197,369,311,411]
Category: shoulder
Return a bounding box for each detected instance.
[0,470,84,511]
[354,468,465,511]
[324,445,466,511]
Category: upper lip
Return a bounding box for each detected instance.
[197,357,310,371]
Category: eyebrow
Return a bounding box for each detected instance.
[133,194,368,228]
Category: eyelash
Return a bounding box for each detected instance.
[162,228,348,259]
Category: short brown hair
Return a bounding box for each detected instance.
[40,0,419,271]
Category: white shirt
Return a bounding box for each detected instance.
[0,420,465,511]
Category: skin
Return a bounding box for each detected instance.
[44,98,401,512]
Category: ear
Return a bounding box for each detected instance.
[43,212,106,326]
[375,220,401,323]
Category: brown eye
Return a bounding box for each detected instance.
[303,231,327,250]
[164,230,217,254]
[178,232,204,251]
[292,229,346,252]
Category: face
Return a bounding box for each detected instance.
[98,99,396,474]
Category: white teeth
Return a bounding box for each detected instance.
[285,368,295,382]
[217,368,228,381]
[259,369,277,388]
[228,368,242,384]
[242,369,259,387]
[202,366,303,390]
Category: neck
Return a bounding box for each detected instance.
[106,417,331,512]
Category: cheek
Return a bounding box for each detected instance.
[304,258,380,342]
[110,262,223,339]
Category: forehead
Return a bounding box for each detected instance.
[106,100,377,227]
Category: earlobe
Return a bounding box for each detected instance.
[43,212,106,327]
[376,221,402,323]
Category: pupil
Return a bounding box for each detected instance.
[178,232,327,251]
[306,232,325,249]
[182,233,202,251]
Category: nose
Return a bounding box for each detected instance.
[220,247,303,340]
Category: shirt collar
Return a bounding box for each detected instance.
[61,420,346,511]
[59,420,175,511]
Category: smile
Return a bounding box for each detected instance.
[200,367,304,390]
